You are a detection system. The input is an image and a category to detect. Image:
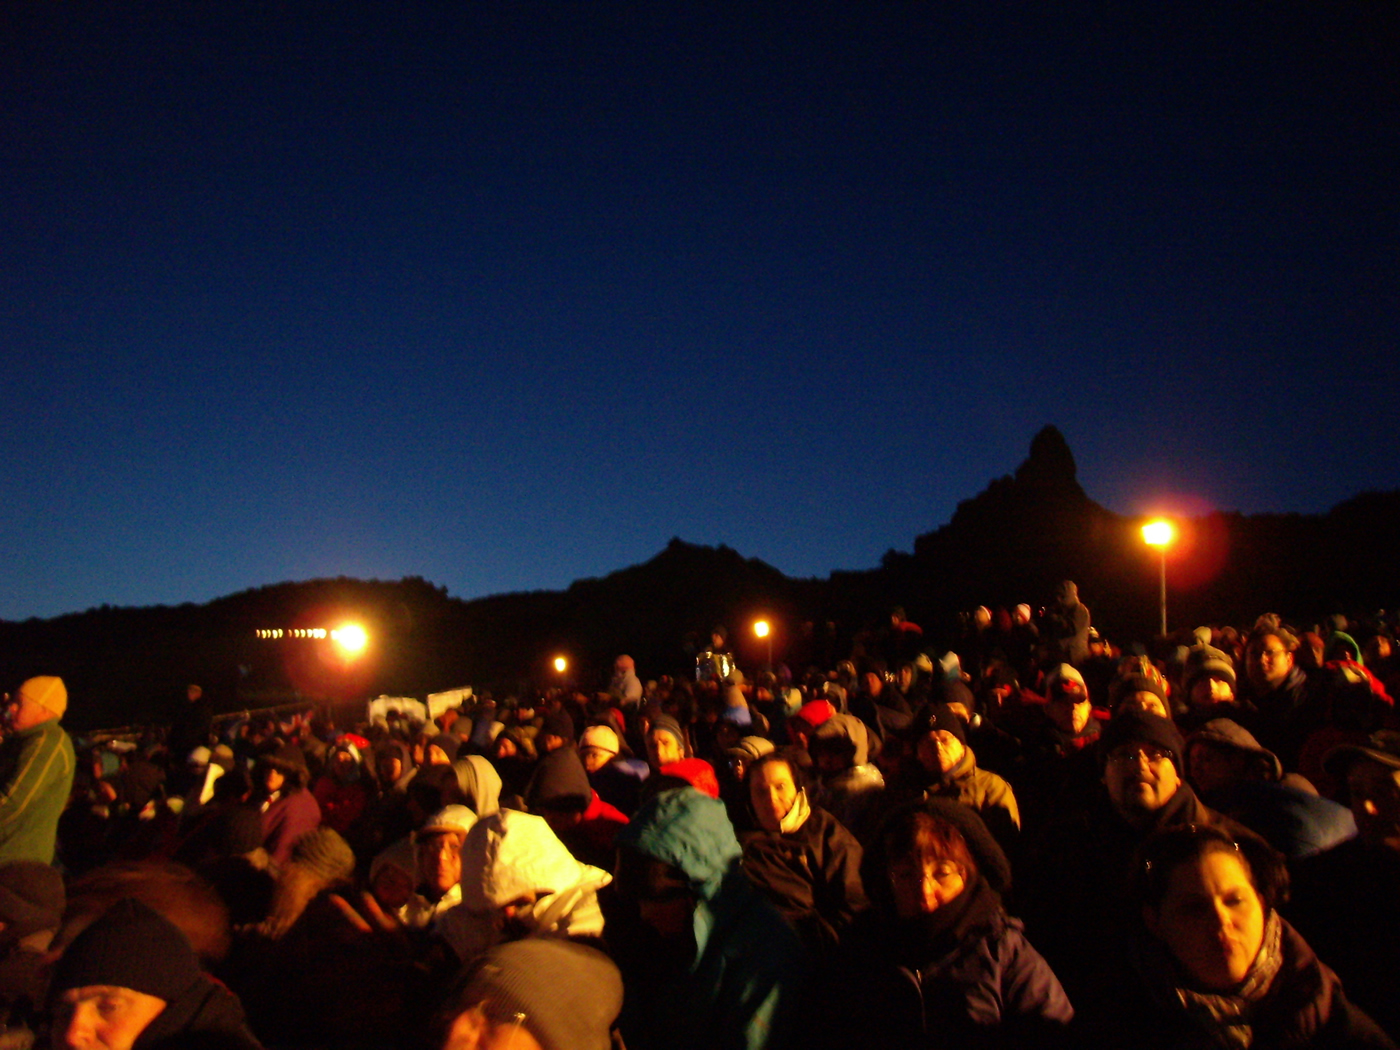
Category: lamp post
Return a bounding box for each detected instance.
[753,619,772,671]
[1141,519,1175,637]
[552,655,568,675]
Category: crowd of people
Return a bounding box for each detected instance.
[1,584,1399,1049]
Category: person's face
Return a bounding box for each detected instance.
[898,666,914,692]
[1249,636,1294,689]
[916,730,965,775]
[888,854,967,919]
[378,756,403,784]
[1365,636,1393,664]
[1121,691,1170,720]
[261,766,286,795]
[580,747,613,774]
[1347,759,1400,852]
[416,832,464,898]
[441,1005,545,1050]
[1104,742,1181,819]
[1048,697,1091,735]
[186,685,202,703]
[54,985,168,1050]
[7,691,50,733]
[647,730,683,769]
[1189,676,1234,708]
[1144,849,1265,992]
[1188,743,1250,796]
[863,672,883,697]
[333,750,357,777]
[371,864,416,912]
[494,736,518,760]
[632,859,694,939]
[750,761,799,833]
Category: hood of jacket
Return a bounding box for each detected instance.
[614,786,741,904]
[461,809,610,910]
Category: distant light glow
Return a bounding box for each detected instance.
[332,624,368,654]
[553,656,568,673]
[1142,519,1176,548]
[753,619,770,638]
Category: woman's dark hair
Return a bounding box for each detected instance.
[879,809,978,881]
[747,749,808,794]
[862,799,1009,914]
[1133,823,1289,912]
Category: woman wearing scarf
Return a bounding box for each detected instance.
[738,750,868,956]
[1085,823,1394,1049]
[822,798,1071,1049]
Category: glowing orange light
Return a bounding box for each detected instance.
[1142,519,1175,548]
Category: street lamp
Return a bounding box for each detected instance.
[552,655,568,675]
[753,619,772,671]
[1141,519,1176,637]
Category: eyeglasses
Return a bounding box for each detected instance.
[889,861,964,890]
[1107,745,1174,766]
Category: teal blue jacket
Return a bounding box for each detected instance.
[616,787,808,1050]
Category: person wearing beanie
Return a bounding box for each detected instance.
[1018,706,1265,1022]
[1107,657,1171,721]
[49,897,263,1050]
[578,722,650,817]
[0,676,76,865]
[883,702,1020,858]
[398,805,478,931]
[1179,643,1251,731]
[538,710,575,754]
[251,741,321,868]
[310,739,372,837]
[644,714,691,773]
[437,938,623,1050]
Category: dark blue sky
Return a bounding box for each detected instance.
[4,1,1397,621]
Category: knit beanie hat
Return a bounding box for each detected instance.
[1098,708,1185,772]
[287,827,356,884]
[1044,664,1089,703]
[648,715,690,756]
[724,736,776,764]
[579,724,620,759]
[17,676,66,718]
[908,702,967,746]
[0,861,65,942]
[1184,644,1237,691]
[50,898,204,1003]
[450,939,623,1050]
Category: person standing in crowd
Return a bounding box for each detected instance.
[0,677,75,865]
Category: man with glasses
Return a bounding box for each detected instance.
[1021,708,1260,1019]
[0,676,75,864]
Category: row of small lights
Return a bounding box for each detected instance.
[254,625,369,653]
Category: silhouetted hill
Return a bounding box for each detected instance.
[4,427,1398,729]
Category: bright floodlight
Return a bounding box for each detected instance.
[754,620,770,639]
[553,656,568,673]
[1142,519,1175,548]
[331,624,368,655]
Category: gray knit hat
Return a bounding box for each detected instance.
[449,939,623,1050]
